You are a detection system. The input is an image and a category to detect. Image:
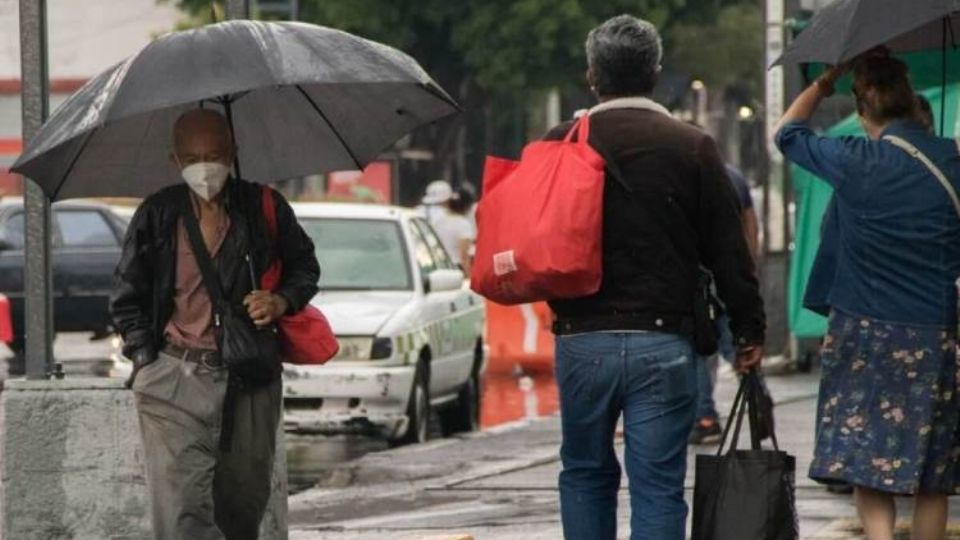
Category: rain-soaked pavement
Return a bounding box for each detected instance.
[285,366,561,493]
[2,333,564,495]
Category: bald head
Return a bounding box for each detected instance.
[171,109,235,169]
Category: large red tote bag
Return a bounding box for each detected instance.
[471,115,606,305]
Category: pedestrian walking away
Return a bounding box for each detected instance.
[545,15,765,540]
[777,49,960,540]
[111,109,320,539]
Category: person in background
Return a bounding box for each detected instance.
[432,186,475,276]
[689,161,760,445]
[546,15,765,540]
[417,179,453,227]
[778,51,960,540]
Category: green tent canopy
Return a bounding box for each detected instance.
[788,84,960,337]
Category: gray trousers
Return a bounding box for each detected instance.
[132,351,282,540]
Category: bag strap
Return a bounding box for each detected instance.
[884,135,960,219]
[747,372,780,452]
[181,194,227,320]
[562,115,590,144]
[717,376,748,455]
[716,371,778,455]
[261,185,278,240]
[562,115,634,194]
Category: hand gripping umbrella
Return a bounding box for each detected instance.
[11,20,459,200]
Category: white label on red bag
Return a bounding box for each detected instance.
[493,250,518,276]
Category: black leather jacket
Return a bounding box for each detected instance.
[110,179,320,361]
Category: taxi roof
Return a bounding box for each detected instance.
[290,202,415,221]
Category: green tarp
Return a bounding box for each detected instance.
[788,84,960,337]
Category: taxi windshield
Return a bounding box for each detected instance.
[300,217,412,291]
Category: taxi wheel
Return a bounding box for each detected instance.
[440,369,480,435]
[395,362,430,446]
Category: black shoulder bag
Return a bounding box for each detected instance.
[181,197,280,387]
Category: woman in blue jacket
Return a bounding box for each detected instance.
[777,53,960,539]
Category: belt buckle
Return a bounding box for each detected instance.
[198,351,221,369]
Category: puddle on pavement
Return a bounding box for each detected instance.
[481,368,558,427]
[286,367,560,494]
[286,434,387,493]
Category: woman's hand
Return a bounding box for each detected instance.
[244,290,289,326]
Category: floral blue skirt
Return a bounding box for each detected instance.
[810,310,960,495]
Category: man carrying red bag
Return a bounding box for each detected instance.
[111,109,321,539]
[533,15,765,540]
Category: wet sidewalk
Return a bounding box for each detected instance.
[285,369,955,539]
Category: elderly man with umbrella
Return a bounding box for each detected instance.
[12,20,458,539]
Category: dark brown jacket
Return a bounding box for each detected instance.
[546,99,765,347]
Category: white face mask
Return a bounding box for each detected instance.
[180,162,230,201]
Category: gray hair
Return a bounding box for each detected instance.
[585,15,663,97]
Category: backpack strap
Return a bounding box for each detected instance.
[884,135,960,219]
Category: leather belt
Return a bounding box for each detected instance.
[162,343,224,369]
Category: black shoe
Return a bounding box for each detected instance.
[689,417,722,445]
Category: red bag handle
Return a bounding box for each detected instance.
[262,185,278,240]
[562,115,591,145]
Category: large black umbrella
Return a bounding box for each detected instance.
[774,0,960,66]
[11,20,459,200]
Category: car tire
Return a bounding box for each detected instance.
[440,369,480,436]
[393,361,430,446]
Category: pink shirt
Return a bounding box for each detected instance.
[164,214,231,351]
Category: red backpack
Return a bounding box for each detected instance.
[471,116,606,304]
[260,187,339,364]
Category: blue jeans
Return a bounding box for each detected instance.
[555,332,698,540]
[695,315,735,420]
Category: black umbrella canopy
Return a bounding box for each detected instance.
[12,20,459,200]
[774,0,960,66]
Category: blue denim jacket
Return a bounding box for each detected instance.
[777,119,960,326]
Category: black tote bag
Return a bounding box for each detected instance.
[692,372,798,540]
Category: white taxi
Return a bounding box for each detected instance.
[283,203,486,445]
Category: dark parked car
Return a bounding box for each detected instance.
[0,199,128,362]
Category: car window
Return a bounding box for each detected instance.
[408,221,437,277]
[300,218,412,290]
[2,212,24,249]
[55,210,118,248]
[412,219,455,270]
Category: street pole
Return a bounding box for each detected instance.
[20,0,53,379]
[225,0,250,19]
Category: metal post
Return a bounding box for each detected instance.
[225,0,250,19]
[20,0,53,379]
